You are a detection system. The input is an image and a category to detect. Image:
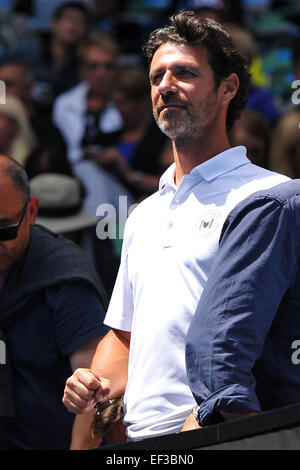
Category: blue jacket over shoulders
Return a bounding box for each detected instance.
[186,180,300,425]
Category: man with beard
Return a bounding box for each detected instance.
[62,10,288,448]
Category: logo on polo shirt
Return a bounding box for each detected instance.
[194,209,221,238]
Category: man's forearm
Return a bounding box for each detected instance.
[69,329,129,449]
[70,412,103,450]
[90,329,129,399]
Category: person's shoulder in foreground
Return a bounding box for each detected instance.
[225,178,300,217]
[186,179,300,427]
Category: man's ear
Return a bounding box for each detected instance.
[219,73,239,105]
[27,196,39,226]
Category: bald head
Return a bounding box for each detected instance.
[0,155,30,202]
[0,156,39,286]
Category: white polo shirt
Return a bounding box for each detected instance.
[104,146,289,441]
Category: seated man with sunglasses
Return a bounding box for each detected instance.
[52,32,135,223]
[0,155,108,450]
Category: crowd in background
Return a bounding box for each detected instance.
[0,0,300,299]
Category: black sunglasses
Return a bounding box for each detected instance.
[0,198,29,242]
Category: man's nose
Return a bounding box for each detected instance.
[158,71,177,96]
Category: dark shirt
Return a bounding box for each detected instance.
[81,108,122,158]
[0,282,107,450]
[0,225,108,449]
[186,179,300,425]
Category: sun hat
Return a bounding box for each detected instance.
[30,173,99,233]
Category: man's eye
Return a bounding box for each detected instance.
[178,69,194,77]
[151,74,163,85]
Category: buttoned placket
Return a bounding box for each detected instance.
[161,174,199,248]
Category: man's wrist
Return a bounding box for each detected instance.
[192,404,201,425]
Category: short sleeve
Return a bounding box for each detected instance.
[46,281,109,357]
[104,229,134,332]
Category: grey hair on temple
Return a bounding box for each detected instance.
[0,155,30,201]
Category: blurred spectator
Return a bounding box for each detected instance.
[30,173,120,297]
[11,0,34,15]
[261,46,295,113]
[53,31,134,227]
[90,66,168,200]
[269,109,300,178]
[91,0,144,59]
[244,0,299,112]
[0,95,36,166]
[91,0,125,31]
[0,57,67,152]
[0,0,41,65]
[0,58,34,106]
[229,110,271,168]
[0,156,108,450]
[53,31,122,164]
[97,0,183,59]
[34,1,91,108]
[178,0,244,25]
[225,23,280,124]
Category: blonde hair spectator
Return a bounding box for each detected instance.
[0,95,37,166]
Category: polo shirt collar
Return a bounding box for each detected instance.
[159,146,250,193]
[193,146,250,181]
[159,162,177,192]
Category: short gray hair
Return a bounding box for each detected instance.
[0,156,30,201]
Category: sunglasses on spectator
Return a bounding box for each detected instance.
[0,198,29,242]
